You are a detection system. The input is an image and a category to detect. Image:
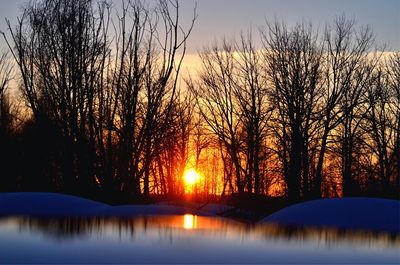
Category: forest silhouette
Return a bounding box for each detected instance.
[0,0,398,208]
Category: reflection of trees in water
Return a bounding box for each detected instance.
[14,216,245,241]
[6,217,400,249]
[16,217,146,240]
[255,224,400,249]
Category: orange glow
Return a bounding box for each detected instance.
[184,168,200,185]
[183,214,197,229]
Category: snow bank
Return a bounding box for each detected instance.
[260,198,400,233]
[0,192,108,217]
[0,192,211,217]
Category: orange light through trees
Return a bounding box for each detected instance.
[184,168,200,185]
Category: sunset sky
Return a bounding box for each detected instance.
[0,0,399,53]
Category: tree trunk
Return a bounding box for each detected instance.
[314,128,329,198]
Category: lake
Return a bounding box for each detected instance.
[0,215,399,264]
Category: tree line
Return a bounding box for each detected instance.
[0,0,398,203]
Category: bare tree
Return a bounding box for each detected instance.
[152,90,195,196]
[387,53,400,196]
[314,16,375,197]
[111,0,195,200]
[188,41,246,194]
[361,63,398,196]
[188,30,271,196]
[232,33,270,194]
[0,51,13,135]
[262,21,323,201]
[0,50,16,191]
[3,0,111,193]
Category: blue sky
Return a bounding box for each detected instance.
[0,0,399,52]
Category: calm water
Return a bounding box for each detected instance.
[0,215,399,264]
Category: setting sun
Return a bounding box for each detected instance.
[184,168,200,185]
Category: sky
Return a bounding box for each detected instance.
[0,0,399,53]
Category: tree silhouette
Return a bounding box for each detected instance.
[0,0,398,202]
[262,21,323,201]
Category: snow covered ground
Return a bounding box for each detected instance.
[1,193,399,233]
[260,197,400,233]
[0,192,108,217]
[0,192,211,217]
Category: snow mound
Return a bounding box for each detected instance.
[0,192,213,217]
[260,198,400,233]
[0,192,108,217]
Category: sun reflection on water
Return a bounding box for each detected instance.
[183,214,197,229]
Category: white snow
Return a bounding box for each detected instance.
[0,192,108,217]
[260,197,400,233]
[0,192,212,217]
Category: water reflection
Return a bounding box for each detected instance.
[183,214,197,229]
[0,215,398,249]
[0,215,399,263]
[256,224,400,250]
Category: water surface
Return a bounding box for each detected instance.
[0,215,399,264]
